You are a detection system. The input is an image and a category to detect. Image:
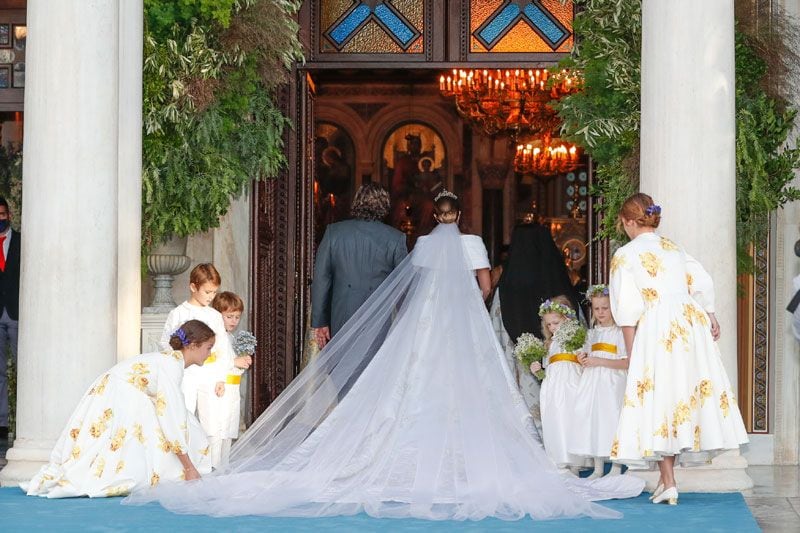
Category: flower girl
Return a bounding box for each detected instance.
[570,285,628,478]
[531,296,586,471]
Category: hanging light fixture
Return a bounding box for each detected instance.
[514,135,582,177]
[438,68,581,137]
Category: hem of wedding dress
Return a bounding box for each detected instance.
[612,442,749,469]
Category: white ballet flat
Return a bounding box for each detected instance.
[652,486,678,505]
[649,482,665,501]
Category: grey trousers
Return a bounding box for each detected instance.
[0,309,18,427]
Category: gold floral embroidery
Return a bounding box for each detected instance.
[133,423,145,443]
[199,446,210,457]
[89,409,114,438]
[150,472,160,487]
[156,430,183,454]
[127,363,151,392]
[69,427,80,441]
[89,374,110,395]
[642,449,654,457]
[168,350,183,361]
[70,445,81,460]
[639,252,665,278]
[660,237,679,251]
[672,400,691,437]
[610,254,627,275]
[623,394,636,408]
[689,392,698,411]
[654,419,669,439]
[720,391,730,417]
[110,428,127,452]
[105,485,130,497]
[698,380,713,406]
[636,371,654,405]
[683,303,709,327]
[660,320,690,353]
[641,288,659,305]
[115,460,125,474]
[693,425,701,451]
[686,273,694,291]
[154,392,167,416]
[610,438,619,459]
[94,457,106,478]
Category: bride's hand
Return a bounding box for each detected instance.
[530,361,542,374]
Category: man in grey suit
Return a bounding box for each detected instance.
[312,183,408,349]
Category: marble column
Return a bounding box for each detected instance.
[637,0,752,491]
[0,0,143,486]
[117,0,143,361]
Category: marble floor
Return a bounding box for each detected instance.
[744,465,800,532]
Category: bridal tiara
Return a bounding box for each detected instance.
[434,189,458,202]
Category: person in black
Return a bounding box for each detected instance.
[0,197,19,439]
[498,222,581,341]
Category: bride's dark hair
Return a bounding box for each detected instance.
[434,192,460,225]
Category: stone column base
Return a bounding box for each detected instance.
[627,450,754,492]
[0,438,54,487]
[141,312,168,354]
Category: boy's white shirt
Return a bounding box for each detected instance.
[159,302,236,387]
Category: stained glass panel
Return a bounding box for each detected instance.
[471,0,573,54]
[320,0,425,54]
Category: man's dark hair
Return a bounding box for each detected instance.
[0,197,9,211]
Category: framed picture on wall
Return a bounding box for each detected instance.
[0,24,10,48]
[0,66,10,88]
[12,25,26,52]
[12,62,24,88]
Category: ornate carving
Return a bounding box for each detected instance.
[751,228,770,432]
[345,102,388,122]
[477,161,509,189]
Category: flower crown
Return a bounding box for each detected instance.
[585,284,609,300]
[645,204,662,216]
[434,189,458,202]
[538,299,577,319]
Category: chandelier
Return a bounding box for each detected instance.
[514,136,581,177]
[439,68,580,137]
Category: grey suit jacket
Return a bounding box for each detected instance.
[311,219,408,335]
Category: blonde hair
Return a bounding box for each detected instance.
[588,293,614,327]
[540,295,574,347]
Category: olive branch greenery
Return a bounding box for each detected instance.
[553,0,800,273]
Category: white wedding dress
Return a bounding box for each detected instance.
[125,223,643,520]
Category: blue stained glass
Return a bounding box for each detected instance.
[479,4,520,44]
[374,4,415,45]
[329,4,371,45]
[524,3,565,44]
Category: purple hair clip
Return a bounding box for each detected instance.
[174,328,189,346]
[645,205,662,216]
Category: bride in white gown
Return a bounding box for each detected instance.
[125,192,643,520]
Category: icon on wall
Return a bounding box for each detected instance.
[0,24,9,48]
[12,62,23,88]
[0,65,9,88]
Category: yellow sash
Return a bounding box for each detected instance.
[226,374,241,385]
[592,342,618,355]
[549,353,579,364]
[203,352,217,365]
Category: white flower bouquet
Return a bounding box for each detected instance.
[514,333,547,380]
[553,319,587,352]
[232,330,257,357]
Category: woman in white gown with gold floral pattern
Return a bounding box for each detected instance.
[126,192,643,521]
[609,194,748,505]
[25,320,215,498]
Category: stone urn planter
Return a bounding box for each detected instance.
[143,234,191,314]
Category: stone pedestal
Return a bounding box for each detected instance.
[0,0,143,487]
[141,312,169,354]
[638,0,752,491]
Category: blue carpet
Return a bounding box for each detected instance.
[0,488,759,532]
